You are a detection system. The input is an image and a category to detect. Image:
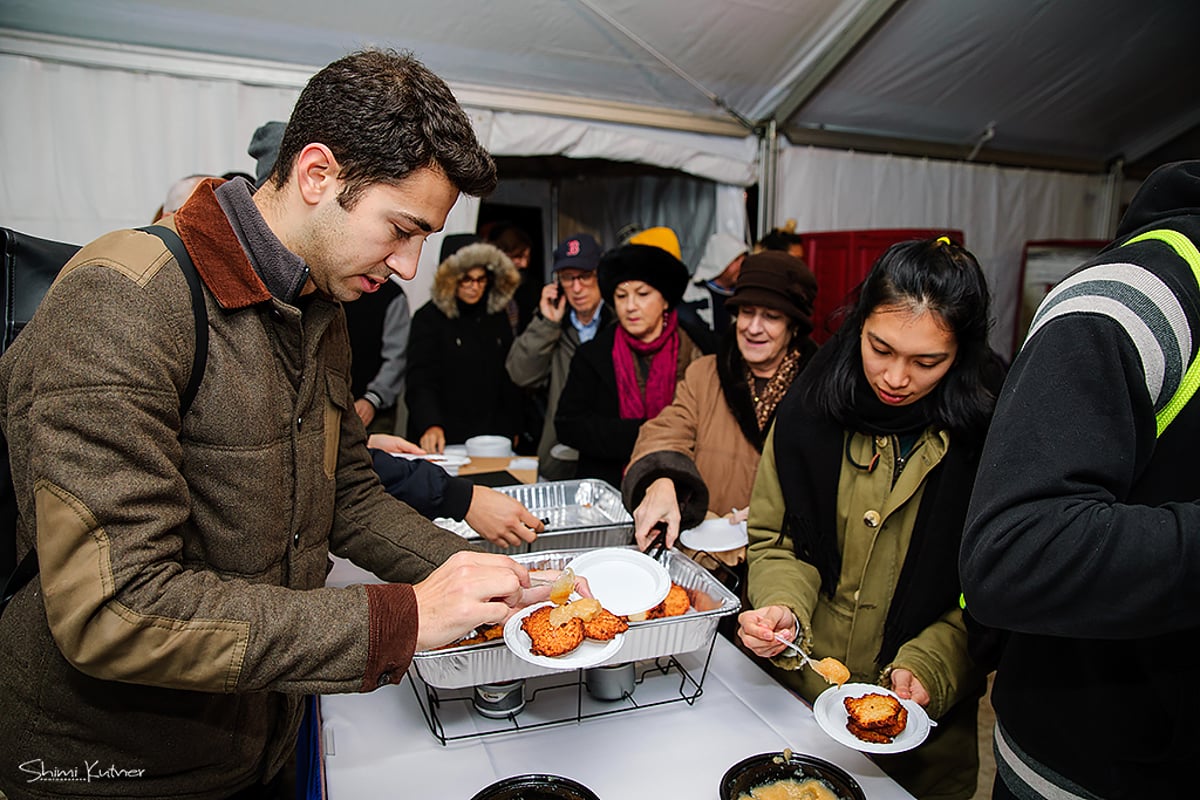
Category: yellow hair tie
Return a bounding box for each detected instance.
[936,235,952,246]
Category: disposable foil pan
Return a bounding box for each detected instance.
[410,547,740,690]
[434,479,633,554]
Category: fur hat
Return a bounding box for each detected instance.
[431,242,521,318]
[598,244,691,308]
[725,251,818,335]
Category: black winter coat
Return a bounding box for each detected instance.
[405,299,521,444]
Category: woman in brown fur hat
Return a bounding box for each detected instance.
[621,251,819,550]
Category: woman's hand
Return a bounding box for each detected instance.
[632,477,681,549]
[736,605,798,659]
[366,433,426,455]
[419,426,446,454]
[889,668,931,707]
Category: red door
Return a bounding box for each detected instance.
[801,229,964,344]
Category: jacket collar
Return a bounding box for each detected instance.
[565,302,615,333]
[172,178,273,310]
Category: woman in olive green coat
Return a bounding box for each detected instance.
[738,238,1005,800]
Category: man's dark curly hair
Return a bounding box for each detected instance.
[272,49,496,207]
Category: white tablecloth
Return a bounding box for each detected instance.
[320,561,916,800]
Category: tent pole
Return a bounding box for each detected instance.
[550,179,561,263]
[757,120,778,240]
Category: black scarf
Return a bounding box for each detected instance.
[772,350,982,666]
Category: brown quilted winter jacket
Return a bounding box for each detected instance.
[0,180,471,798]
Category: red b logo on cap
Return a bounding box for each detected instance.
[567,239,581,257]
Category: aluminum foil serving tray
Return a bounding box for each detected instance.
[435,479,633,554]
[410,547,741,690]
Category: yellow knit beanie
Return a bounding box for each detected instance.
[628,226,682,260]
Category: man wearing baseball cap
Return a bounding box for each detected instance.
[506,233,614,479]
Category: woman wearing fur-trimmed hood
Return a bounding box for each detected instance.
[406,242,523,453]
[430,242,521,318]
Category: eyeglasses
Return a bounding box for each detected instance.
[557,271,597,286]
[458,274,489,286]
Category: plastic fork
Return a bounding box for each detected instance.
[772,632,818,667]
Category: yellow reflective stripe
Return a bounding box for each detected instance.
[1122,229,1200,437]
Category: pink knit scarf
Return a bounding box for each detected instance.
[613,310,679,420]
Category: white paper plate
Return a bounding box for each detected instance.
[395,452,471,466]
[679,518,748,552]
[502,602,624,670]
[393,452,470,475]
[812,682,933,754]
[567,548,671,616]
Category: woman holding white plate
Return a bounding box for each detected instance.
[736,238,1005,800]
[621,251,818,553]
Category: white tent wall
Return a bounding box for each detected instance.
[0,51,298,244]
[775,144,1115,357]
[0,34,755,314]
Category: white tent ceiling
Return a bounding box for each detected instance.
[2,0,1196,177]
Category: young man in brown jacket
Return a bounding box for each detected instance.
[0,49,551,799]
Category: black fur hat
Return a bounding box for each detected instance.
[598,244,690,308]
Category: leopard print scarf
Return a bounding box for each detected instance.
[747,346,805,430]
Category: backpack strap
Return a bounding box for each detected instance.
[1,227,208,615]
[140,225,208,414]
[1121,229,1200,437]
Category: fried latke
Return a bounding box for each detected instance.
[635,582,690,621]
[846,721,896,744]
[843,692,907,743]
[582,608,629,641]
[522,605,585,657]
[661,583,690,616]
[438,623,503,649]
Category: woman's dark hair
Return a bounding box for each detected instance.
[487,223,533,257]
[800,237,997,436]
[273,49,496,207]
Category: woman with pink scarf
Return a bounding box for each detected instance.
[555,243,701,487]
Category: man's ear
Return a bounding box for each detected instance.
[293,143,340,206]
